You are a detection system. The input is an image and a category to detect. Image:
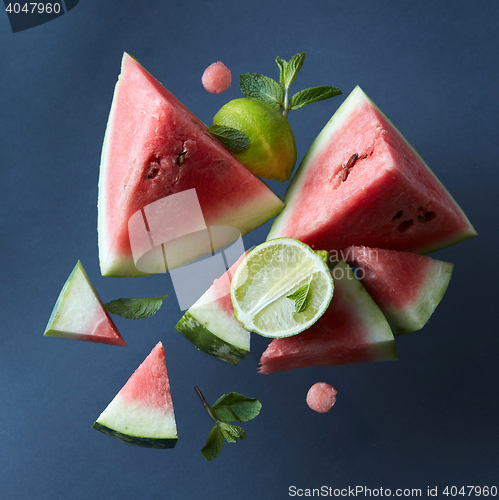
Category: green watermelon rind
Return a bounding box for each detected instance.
[268,85,477,253]
[175,311,249,366]
[92,421,177,449]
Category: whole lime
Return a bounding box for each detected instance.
[212,98,297,182]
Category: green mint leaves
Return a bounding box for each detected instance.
[239,74,283,110]
[207,124,250,153]
[210,392,263,422]
[290,86,343,110]
[240,52,342,118]
[103,295,168,320]
[201,425,224,461]
[287,276,313,313]
[276,52,305,88]
[195,386,261,461]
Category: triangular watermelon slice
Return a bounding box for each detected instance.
[267,86,477,254]
[259,260,398,374]
[44,261,126,346]
[93,342,178,449]
[175,251,251,365]
[98,53,285,277]
[344,245,453,335]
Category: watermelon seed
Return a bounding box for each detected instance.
[392,210,403,220]
[346,153,358,169]
[146,164,160,179]
[177,150,187,167]
[397,219,413,232]
[418,210,436,223]
[342,152,358,182]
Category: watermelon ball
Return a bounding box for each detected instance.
[202,61,232,94]
[306,383,337,413]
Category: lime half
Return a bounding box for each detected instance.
[230,238,334,338]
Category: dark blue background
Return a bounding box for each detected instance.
[1,1,497,499]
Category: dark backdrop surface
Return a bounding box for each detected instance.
[1,1,497,499]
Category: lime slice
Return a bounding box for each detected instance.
[230,238,334,338]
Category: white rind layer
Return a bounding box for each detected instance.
[388,260,454,334]
[334,260,396,347]
[189,289,250,351]
[48,265,105,335]
[95,393,177,440]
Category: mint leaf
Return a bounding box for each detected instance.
[286,52,306,87]
[276,53,305,88]
[201,425,224,461]
[211,392,262,422]
[219,422,246,443]
[239,73,283,110]
[290,86,342,110]
[207,124,250,153]
[196,386,261,461]
[275,56,287,87]
[287,276,313,313]
[103,295,167,320]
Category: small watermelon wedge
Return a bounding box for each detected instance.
[44,261,126,346]
[92,342,177,449]
[175,251,250,365]
[267,86,477,254]
[343,245,453,335]
[98,53,284,277]
[259,260,397,374]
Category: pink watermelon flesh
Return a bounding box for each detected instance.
[98,53,284,277]
[343,245,453,334]
[267,86,476,255]
[259,260,398,374]
[119,342,173,409]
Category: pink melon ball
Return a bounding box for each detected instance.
[202,61,232,94]
[306,382,337,413]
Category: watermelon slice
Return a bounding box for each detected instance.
[98,53,284,277]
[344,245,453,335]
[267,86,477,254]
[175,251,250,365]
[93,342,177,448]
[259,260,397,374]
[44,261,126,346]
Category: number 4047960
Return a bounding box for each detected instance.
[5,3,61,14]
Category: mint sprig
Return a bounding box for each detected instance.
[103,295,168,320]
[239,52,342,118]
[195,386,261,461]
[287,276,313,313]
